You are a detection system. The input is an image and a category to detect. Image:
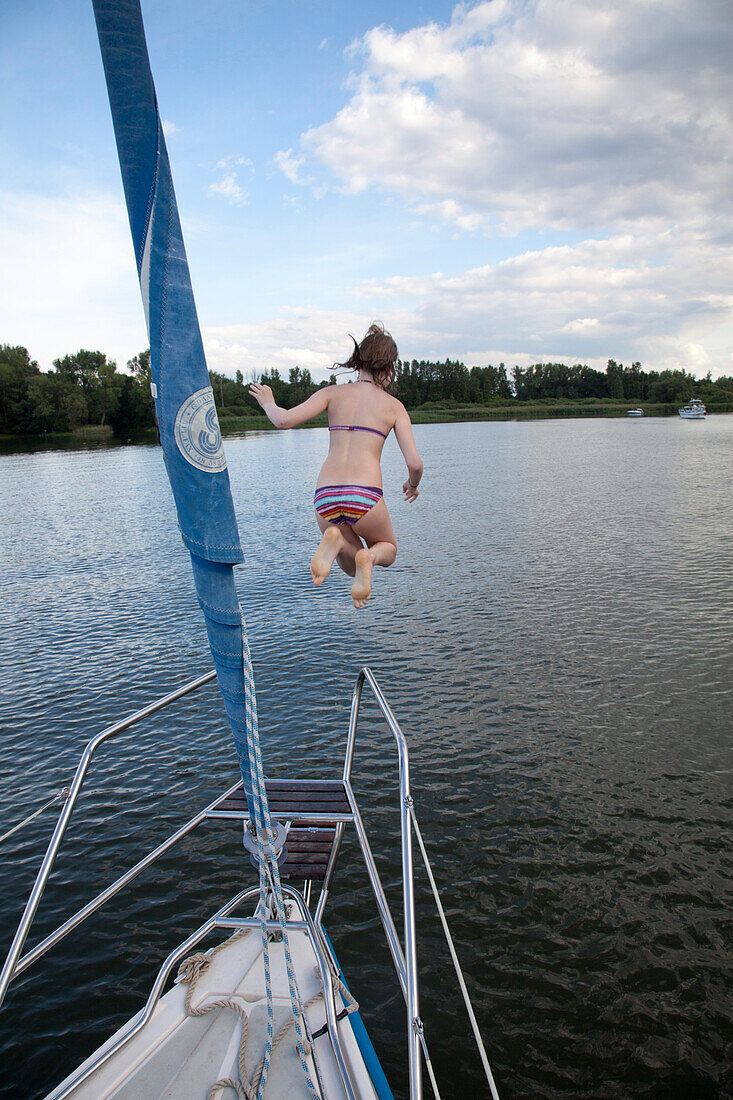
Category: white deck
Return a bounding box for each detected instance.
[45,926,381,1100]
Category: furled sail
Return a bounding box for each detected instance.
[93,0,255,814]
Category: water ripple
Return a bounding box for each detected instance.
[1,417,731,1098]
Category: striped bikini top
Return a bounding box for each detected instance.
[329,424,388,439]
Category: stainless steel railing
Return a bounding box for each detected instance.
[0,666,474,1100]
[341,669,500,1100]
[0,669,217,1010]
[342,668,424,1098]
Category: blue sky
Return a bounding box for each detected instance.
[2,0,732,379]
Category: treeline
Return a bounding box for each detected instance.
[394,357,733,405]
[0,346,155,435]
[183,357,733,413]
[512,360,733,404]
[2,343,733,437]
[0,345,336,435]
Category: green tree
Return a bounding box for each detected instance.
[128,348,151,384]
[0,345,42,431]
[606,360,624,399]
[52,349,119,426]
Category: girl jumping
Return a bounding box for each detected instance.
[249,323,423,609]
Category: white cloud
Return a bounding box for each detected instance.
[415,200,485,233]
[303,0,733,234]
[204,309,374,378]
[4,189,730,384]
[7,3,732,383]
[0,190,146,368]
[216,156,252,170]
[352,226,733,372]
[161,119,180,137]
[208,172,248,205]
[561,318,600,334]
[209,157,252,205]
[202,220,733,380]
[275,148,308,185]
[250,0,733,378]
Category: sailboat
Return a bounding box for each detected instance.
[0,3,499,1097]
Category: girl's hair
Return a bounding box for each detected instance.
[336,322,398,390]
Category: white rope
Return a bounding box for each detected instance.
[176,935,326,1100]
[177,930,359,1097]
[0,788,70,844]
[409,805,501,1100]
[176,616,323,1100]
[177,934,255,1099]
[240,615,321,1100]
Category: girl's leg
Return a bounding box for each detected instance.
[350,500,398,609]
[311,514,363,584]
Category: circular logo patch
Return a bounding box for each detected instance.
[174,387,227,473]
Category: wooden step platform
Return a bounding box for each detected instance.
[207,778,352,824]
[278,827,337,881]
[206,779,352,881]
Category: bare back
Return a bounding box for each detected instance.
[248,338,423,608]
[249,372,421,493]
[317,381,400,489]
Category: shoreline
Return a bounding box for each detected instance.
[2,401,732,451]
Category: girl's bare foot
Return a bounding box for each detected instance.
[311,526,344,586]
[351,548,373,609]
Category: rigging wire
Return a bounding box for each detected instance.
[409,804,502,1100]
[0,789,70,845]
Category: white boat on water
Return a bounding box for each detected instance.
[678,399,706,419]
[627,409,643,417]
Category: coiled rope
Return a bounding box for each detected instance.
[176,931,358,1099]
[176,939,324,1100]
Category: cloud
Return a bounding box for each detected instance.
[204,309,373,378]
[4,190,730,385]
[302,0,733,235]
[249,0,733,378]
[561,318,600,335]
[7,3,732,383]
[161,119,180,137]
[352,226,733,372]
[0,189,147,368]
[202,221,733,380]
[209,156,252,205]
[208,172,248,205]
[216,156,252,170]
[275,148,308,185]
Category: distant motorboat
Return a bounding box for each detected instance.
[627,408,643,417]
[679,399,706,419]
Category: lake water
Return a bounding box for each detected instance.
[0,417,731,1099]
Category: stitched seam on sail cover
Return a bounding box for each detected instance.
[181,529,242,551]
[137,118,159,270]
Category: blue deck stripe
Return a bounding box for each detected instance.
[323,930,395,1100]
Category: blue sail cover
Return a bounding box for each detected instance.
[93,0,254,812]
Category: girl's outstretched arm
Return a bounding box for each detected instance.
[394,406,423,502]
[249,383,332,428]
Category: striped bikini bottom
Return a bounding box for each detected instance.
[314,484,383,526]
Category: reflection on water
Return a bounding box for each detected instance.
[1,417,731,1099]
